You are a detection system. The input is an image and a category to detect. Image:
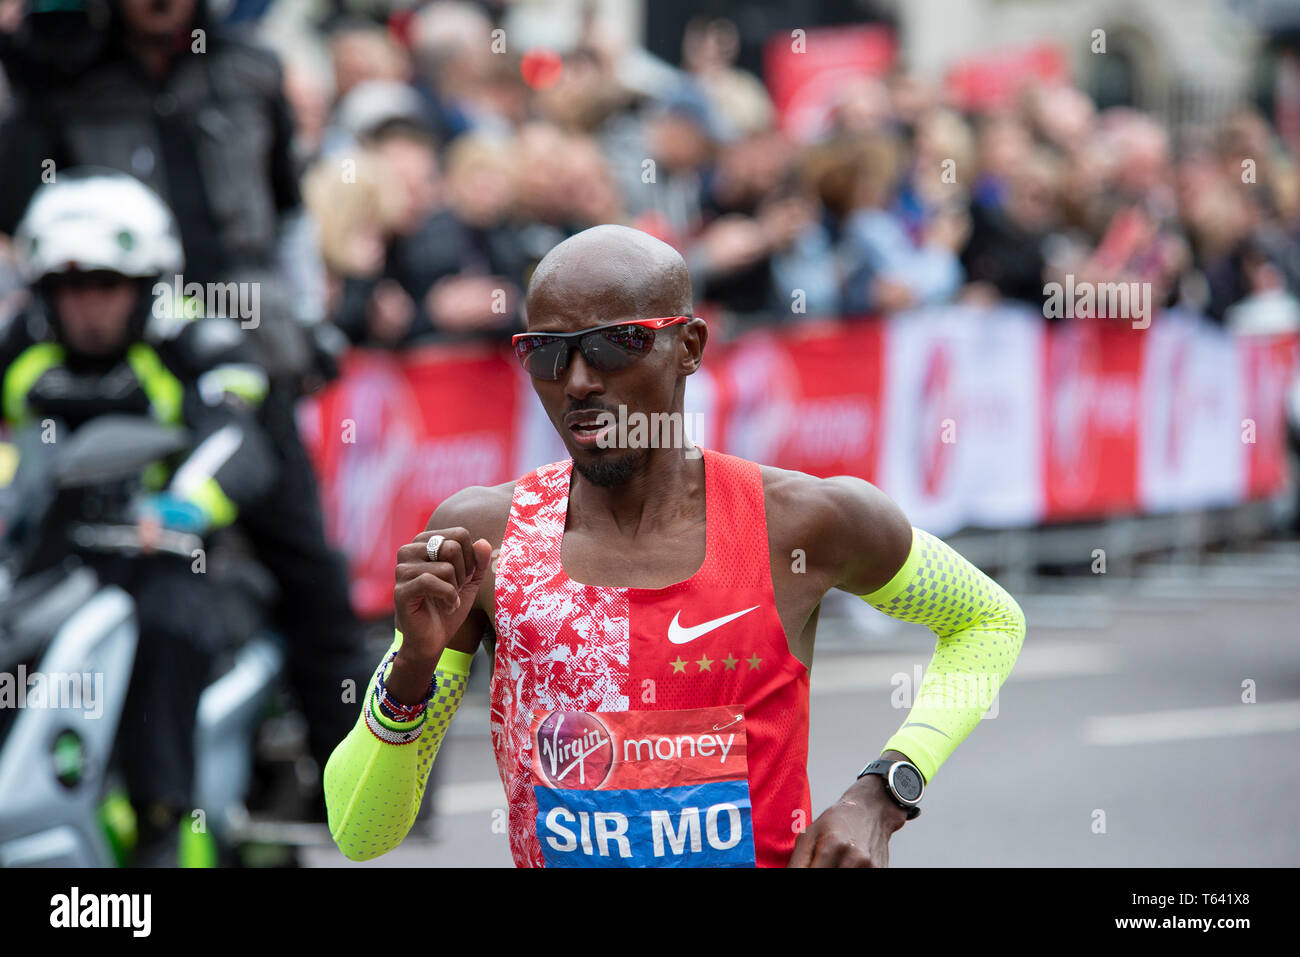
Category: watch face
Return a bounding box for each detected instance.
[891,764,923,803]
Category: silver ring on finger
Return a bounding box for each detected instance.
[426,534,445,562]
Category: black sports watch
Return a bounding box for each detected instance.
[857,758,924,820]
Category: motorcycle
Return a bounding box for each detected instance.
[0,415,295,866]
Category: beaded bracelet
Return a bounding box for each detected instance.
[373,651,438,724]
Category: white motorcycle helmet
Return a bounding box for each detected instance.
[14,167,184,284]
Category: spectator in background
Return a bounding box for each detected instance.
[410,0,516,140]
[281,52,335,171]
[1022,83,1096,155]
[324,121,439,346]
[0,0,370,796]
[499,122,630,292]
[325,77,432,157]
[962,148,1063,308]
[628,84,717,245]
[535,46,634,135]
[419,131,525,336]
[1059,135,1113,243]
[834,134,968,315]
[535,46,646,236]
[564,133,629,231]
[896,107,975,239]
[1070,110,1190,313]
[317,118,524,346]
[511,122,583,266]
[681,16,775,141]
[1219,110,1300,299]
[828,75,896,138]
[1096,110,1178,218]
[481,49,533,131]
[1226,234,1300,334]
[303,151,407,344]
[371,120,443,236]
[1185,176,1255,322]
[328,19,410,101]
[1176,114,1300,323]
[971,115,1032,212]
[693,129,832,318]
[887,70,940,137]
[509,121,634,278]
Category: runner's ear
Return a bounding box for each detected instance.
[677,317,708,376]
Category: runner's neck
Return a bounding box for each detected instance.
[567,445,706,539]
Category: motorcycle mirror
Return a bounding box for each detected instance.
[52,415,190,489]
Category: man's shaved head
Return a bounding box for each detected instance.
[525,224,692,325]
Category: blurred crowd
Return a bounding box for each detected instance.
[4,1,1300,345]
[270,4,1300,347]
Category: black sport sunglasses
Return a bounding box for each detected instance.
[512,316,690,381]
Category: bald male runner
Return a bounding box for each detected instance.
[324,224,1026,868]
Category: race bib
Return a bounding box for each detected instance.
[529,705,756,868]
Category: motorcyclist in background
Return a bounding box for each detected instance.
[0,0,372,787]
[0,169,277,864]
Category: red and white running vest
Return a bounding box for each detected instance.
[490,448,811,868]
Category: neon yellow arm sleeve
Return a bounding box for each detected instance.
[860,527,1027,784]
[323,631,471,861]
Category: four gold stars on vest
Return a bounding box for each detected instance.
[669,653,761,674]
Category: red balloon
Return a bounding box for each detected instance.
[521,49,563,90]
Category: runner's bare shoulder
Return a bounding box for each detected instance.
[757,464,873,540]
[757,465,911,594]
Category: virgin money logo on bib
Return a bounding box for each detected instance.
[535,711,613,789]
[529,706,756,867]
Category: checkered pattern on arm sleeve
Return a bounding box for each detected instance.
[859,527,1026,783]
[323,630,471,861]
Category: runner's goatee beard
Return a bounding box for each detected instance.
[571,447,647,488]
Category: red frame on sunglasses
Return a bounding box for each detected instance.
[512,316,690,380]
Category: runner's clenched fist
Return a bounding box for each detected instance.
[388,527,491,703]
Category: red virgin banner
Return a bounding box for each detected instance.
[707,319,883,481]
[297,343,524,617]
[1239,332,1300,499]
[1041,319,1144,521]
[299,314,1297,618]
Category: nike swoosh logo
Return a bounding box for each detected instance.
[667,606,759,645]
[903,722,950,738]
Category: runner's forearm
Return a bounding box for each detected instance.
[323,632,471,861]
[859,527,1026,783]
